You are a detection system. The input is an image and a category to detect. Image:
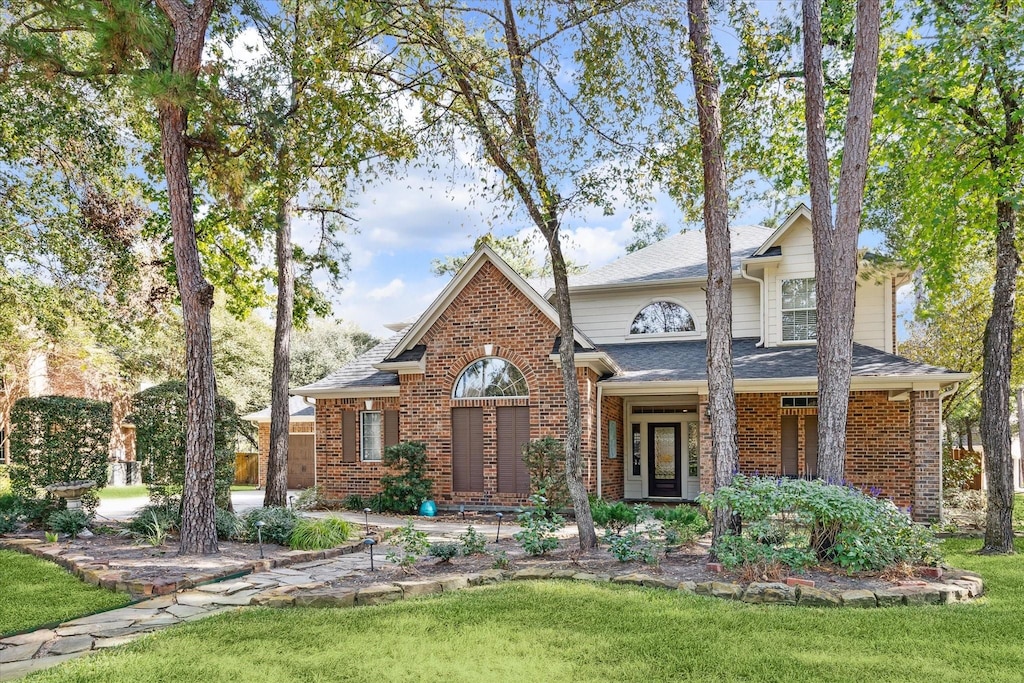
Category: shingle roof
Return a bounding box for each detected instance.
[291,332,403,395]
[569,225,775,289]
[599,338,961,384]
[242,396,315,422]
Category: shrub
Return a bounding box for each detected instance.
[428,542,461,563]
[492,550,510,570]
[16,496,59,527]
[654,505,706,526]
[0,509,19,534]
[48,509,91,538]
[386,520,430,568]
[215,509,241,541]
[605,529,662,565]
[341,494,367,511]
[125,503,181,536]
[131,382,238,508]
[289,517,352,550]
[590,498,637,535]
[459,526,487,555]
[293,486,326,511]
[241,507,299,546]
[514,492,563,556]
[9,396,112,496]
[379,441,433,514]
[712,533,816,573]
[942,447,981,492]
[944,488,986,511]
[522,437,570,513]
[704,475,941,572]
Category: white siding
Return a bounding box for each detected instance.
[571,280,761,345]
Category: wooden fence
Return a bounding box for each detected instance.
[234,451,259,486]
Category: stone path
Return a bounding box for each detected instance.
[0,550,390,681]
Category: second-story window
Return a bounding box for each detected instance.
[630,301,696,335]
[781,278,817,341]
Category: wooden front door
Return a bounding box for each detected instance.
[287,434,315,489]
[648,423,681,497]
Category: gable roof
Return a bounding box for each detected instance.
[568,224,775,290]
[242,395,315,422]
[751,204,812,257]
[291,332,403,398]
[384,245,594,361]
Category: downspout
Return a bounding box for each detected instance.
[596,384,603,499]
[739,263,765,347]
[937,382,959,522]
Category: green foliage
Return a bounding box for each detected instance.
[712,534,817,573]
[942,448,981,493]
[428,542,461,563]
[514,492,564,556]
[604,529,662,565]
[291,320,379,388]
[9,396,112,495]
[522,437,570,514]
[380,441,433,514]
[126,503,182,536]
[491,550,510,570]
[589,498,637,535]
[47,509,91,538]
[657,506,709,549]
[341,494,367,511]
[215,509,241,541]
[289,517,352,550]
[131,381,239,508]
[44,531,59,543]
[293,485,326,511]
[704,475,942,573]
[458,526,487,555]
[432,232,585,279]
[386,521,430,568]
[241,507,300,547]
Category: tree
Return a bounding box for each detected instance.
[686,0,739,544]
[802,0,881,483]
[431,232,584,279]
[871,0,1022,553]
[392,0,684,548]
[291,319,379,387]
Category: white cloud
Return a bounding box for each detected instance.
[368,278,405,300]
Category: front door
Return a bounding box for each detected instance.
[648,423,681,497]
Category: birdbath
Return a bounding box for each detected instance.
[45,480,97,510]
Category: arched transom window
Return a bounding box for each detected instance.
[452,357,529,398]
[630,301,696,335]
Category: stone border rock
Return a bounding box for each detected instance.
[0,537,365,599]
[260,566,984,610]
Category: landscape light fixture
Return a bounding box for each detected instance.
[363,507,371,535]
[288,495,295,510]
[459,504,465,521]
[255,520,266,559]
[495,512,503,542]
[364,537,376,571]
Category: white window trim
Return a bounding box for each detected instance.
[625,298,701,340]
[451,356,529,400]
[360,411,382,462]
[780,278,817,343]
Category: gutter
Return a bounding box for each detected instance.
[739,262,766,347]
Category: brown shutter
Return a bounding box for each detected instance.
[384,410,399,448]
[342,411,357,463]
[781,416,798,477]
[452,407,483,491]
[804,415,819,478]
[498,406,531,494]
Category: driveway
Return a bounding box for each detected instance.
[95,489,292,522]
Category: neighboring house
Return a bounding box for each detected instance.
[243,396,316,490]
[259,206,966,521]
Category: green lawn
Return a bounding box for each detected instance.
[1015,494,1024,528]
[95,485,148,500]
[230,485,258,492]
[24,539,1024,682]
[0,550,130,637]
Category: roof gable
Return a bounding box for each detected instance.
[385,245,593,360]
[751,204,812,257]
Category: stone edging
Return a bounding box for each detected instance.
[253,566,984,610]
[0,538,365,599]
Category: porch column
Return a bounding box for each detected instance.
[911,390,941,522]
[698,393,714,494]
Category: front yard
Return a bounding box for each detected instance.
[22,538,1024,682]
[0,550,129,637]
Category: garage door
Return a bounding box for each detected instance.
[287,434,315,489]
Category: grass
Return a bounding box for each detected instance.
[230,485,258,492]
[1015,494,1024,528]
[25,538,1024,682]
[0,550,130,637]
[95,485,148,500]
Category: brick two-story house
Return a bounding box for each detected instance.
[248,206,967,521]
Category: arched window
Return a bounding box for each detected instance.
[630,301,696,335]
[452,357,529,398]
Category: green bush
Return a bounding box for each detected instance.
[241,507,299,546]
[590,498,637,535]
[522,437,570,513]
[9,396,111,496]
[293,486,326,511]
[48,509,91,538]
[605,529,662,565]
[386,520,430,568]
[514,492,563,556]
[428,542,461,563]
[380,441,433,514]
[125,503,181,536]
[942,447,981,493]
[703,475,941,572]
[713,533,817,572]
[289,517,352,550]
[215,509,241,541]
[131,382,239,508]
[13,496,59,527]
[459,526,487,555]
[341,494,367,511]
[654,505,706,526]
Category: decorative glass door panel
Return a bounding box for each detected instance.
[685,420,700,499]
[648,423,681,497]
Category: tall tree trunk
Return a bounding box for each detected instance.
[155,0,218,556]
[981,199,1018,554]
[803,0,881,483]
[264,194,295,508]
[687,0,738,544]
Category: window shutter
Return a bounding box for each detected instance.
[384,410,399,448]
[452,407,483,491]
[514,406,530,494]
[497,406,531,494]
[804,415,819,478]
[781,416,798,476]
[342,411,356,463]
